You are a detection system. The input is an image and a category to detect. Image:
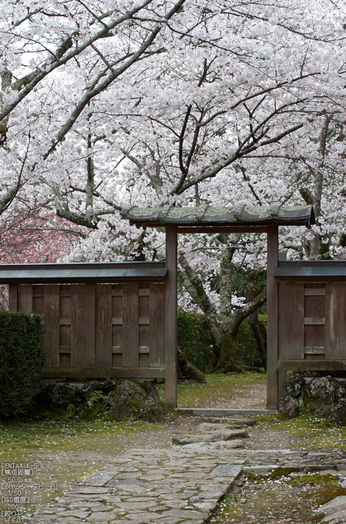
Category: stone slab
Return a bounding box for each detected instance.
[176,408,277,416]
[202,417,257,426]
[209,464,243,478]
[172,429,248,445]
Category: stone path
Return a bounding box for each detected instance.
[26,417,346,524]
[27,446,243,524]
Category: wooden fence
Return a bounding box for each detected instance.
[6,263,167,381]
[275,260,346,373]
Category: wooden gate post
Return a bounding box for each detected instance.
[267,225,279,409]
[165,226,178,409]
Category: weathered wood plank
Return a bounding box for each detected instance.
[122,283,139,367]
[278,360,346,371]
[278,282,304,360]
[18,284,33,312]
[70,283,96,368]
[71,285,86,367]
[40,367,166,379]
[149,283,165,368]
[325,282,346,359]
[305,325,325,350]
[60,318,72,325]
[60,354,71,367]
[266,226,279,409]
[139,325,149,353]
[304,288,325,296]
[304,346,325,355]
[60,325,71,349]
[96,284,112,367]
[9,284,17,311]
[59,346,71,353]
[33,285,44,313]
[304,317,325,325]
[304,293,325,320]
[165,226,177,408]
[43,285,60,368]
[85,283,96,367]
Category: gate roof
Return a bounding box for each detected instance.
[120,204,314,232]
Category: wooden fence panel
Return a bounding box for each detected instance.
[149,283,165,367]
[59,286,71,366]
[43,285,60,368]
[96,284,112,367]
[325,282,346,359]
[9,284,17,311]
[278,282,304,360]
[111,285,123,367]
[139,285,150,367]
[18,284,33,313]
[71,285,87,367]
[85,283,96,367]
[122,283,139,368]
[33,285,44,313]
[11,279,166,378]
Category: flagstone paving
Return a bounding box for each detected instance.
[26,418,346,524]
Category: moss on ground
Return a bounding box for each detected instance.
[256,412,346,450]
[0,418,165,520]
[160,372,266,408]
[211,473,343,524]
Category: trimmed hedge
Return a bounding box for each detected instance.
[177,310,214,371]
[0,311,45,417]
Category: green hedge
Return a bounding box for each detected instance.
[177,310,214,371]
[0,311,45,417]
[238,317,262,367]
[178,310,266,371]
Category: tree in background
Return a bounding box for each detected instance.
[1,1,346,367]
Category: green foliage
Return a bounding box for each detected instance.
[177,310,214,371]
[0,311,45,417]
[84,390,109,419]
[238,318,258,366]
[238,317,266,367]
[178,309,267,370]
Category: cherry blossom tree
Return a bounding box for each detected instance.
[1,0,346,369]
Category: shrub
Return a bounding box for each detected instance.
[238,316,266,368]
[0,311,45,417]
[177,310,214,371]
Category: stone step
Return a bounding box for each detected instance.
[202,416,257,426]
[177,407,276,417]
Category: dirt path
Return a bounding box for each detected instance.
[202,383,267,409]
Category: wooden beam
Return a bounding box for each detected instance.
[165,226,178,409]
[177,226,268,234]
[267,225,280,409]
[278,360,346,371]
[40,367,166,379]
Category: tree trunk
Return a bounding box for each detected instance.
[212,323,244,373]
[248,311,267,368]
[244,268,267,368]
[212,286,267,373]
[178,250,267,374]
[177,350,206,383]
